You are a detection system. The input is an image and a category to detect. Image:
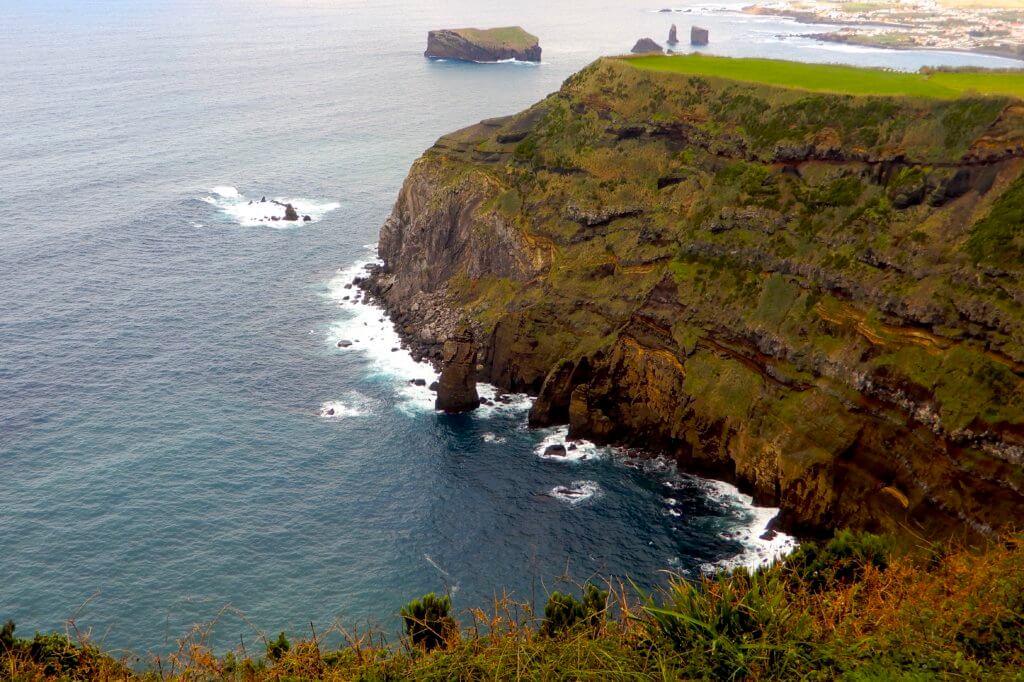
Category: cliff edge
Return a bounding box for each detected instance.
[366,55,1024,540]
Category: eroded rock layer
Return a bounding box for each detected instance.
[365,57,1024,540]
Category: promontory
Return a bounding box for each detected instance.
[425,27,541,63]
[363,54,1024,542]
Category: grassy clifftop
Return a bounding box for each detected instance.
[448,27,539,52]
[625,54,1024,99]
[372,56,1024,539]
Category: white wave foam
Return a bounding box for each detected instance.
[318,391,377,419]
[549,480,601,505]
[534,426,605,462]
[476,384,534,417]
[699,479,798,572]
[482,432,507,444]
[201,186,340,227]
[324,254,439,414]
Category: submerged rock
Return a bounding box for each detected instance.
[434,324,480,412]
[336,340,352,348]
[425,26,541,62]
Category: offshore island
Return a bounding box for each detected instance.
[8,54,1024,679]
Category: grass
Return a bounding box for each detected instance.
[623,54,1024,99]
[449,27,538,51]
[4,532,1024,680]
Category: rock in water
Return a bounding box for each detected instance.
[668,24,678,44]
[543,444,567,458]
[691,26,709,46]
[434,324,480,412]
[283,203,299,221]
[425,26,541,62]
[631,38,664,54]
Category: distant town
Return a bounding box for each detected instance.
[744,0,1024,61]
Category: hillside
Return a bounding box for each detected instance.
[365,55,1024,540]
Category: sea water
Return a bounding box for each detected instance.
[1,0,1015,656]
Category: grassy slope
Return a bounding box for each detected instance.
[450,27,538,51]
[6,534,1024,680]
[625,54,1024,99]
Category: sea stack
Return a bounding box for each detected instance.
[630,38,664,54]
[691,26,709,46]
[425,27,541,62]
[668,24,678,45]
[434,323,480,413]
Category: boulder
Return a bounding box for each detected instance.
[434,323,480,412]
[631,38,664,54]
[303,215,312,222]
[425,27,541,62]
[283,203,299,221]
[543,444,567,458]
[337,340,352,348]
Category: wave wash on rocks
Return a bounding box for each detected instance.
[360,56,1024,541]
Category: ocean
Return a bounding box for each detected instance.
[1,0,1017,656]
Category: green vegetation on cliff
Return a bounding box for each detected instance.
[374,56,1024,539]
[447,27,539,52]
[6,534,1024,679]
[626,54,1024,98]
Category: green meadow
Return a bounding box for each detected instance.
[624,54,1024,99]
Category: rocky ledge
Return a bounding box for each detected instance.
[363,56,1024,542]
[425,27,541,63]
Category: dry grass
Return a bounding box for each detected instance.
[4,535,1024,680]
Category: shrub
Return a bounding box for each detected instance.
[784,529,893,591]
[541,583,608,637]
[266,631,290,663]
[401,593,456,652]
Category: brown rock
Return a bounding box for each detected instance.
[435,323,480,412]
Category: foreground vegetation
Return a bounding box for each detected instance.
[624,54,1024,98]
[5,532,1024,680]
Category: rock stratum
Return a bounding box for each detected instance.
[425,27,541,63]
[364,56,1024,540]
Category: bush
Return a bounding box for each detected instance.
[541,583,608,637]
[401,593,456,652]
[266,631,290,663]
[784,529,893,591]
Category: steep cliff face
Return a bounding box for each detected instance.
[368,57,1024,540]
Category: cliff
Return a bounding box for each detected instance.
[425,27,541,63]
[366,55,1024,540]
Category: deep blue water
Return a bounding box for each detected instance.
[1,0,1017,657]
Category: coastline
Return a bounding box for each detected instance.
[350,254,798,567]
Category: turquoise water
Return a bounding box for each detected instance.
[1,0,1015,657]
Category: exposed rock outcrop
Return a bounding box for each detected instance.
[668,24,678,45]
[435,323,480,413]
[425,27,541,63]
[364,56,1024,542]
[631,38,664,54]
